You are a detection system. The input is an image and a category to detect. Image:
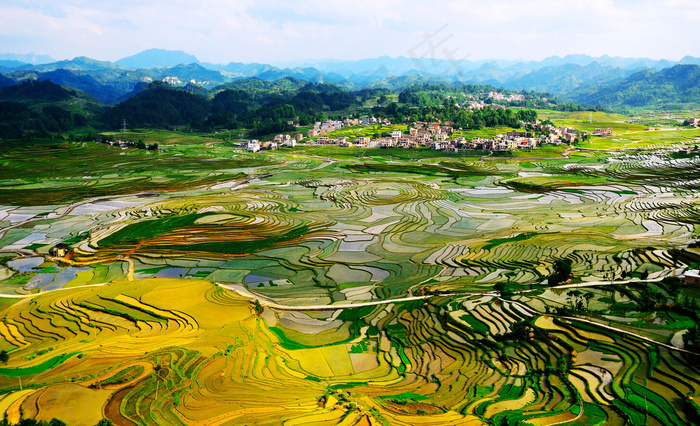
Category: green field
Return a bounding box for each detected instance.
[2,118,700,425]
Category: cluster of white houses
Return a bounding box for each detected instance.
[242,121,613,153]
[99,139,158,150]
[307,117,392,138]
[688,118,700,127]
[487,92,526,102]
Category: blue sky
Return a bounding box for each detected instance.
[1,0,698,63]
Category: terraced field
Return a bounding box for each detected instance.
[2,132,700,424]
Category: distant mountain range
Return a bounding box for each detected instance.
[0,52,55,65]
[1,49,700,109]
[115,49,199,68]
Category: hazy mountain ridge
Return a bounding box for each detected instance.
[1,49,700,108]
[115,48,199,68]
[0,53,55,65]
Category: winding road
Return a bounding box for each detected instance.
[219,277,698,355]
[217,282,441,310]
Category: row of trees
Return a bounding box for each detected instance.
[374,100,538,129]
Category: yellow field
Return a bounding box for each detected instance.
[0,278,494,425]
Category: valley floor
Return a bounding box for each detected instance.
[1,127,700,425]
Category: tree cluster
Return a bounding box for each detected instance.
[0,102,86,139]
[101,81,353,134]
[547,258,573,286]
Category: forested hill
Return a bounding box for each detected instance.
[0,79,73,103]
[102,81,210,129]
[0,80,98,138]
[569,64,700,109]
[0,74,15,89]
[1,77,569,140]
[99,80,548,137]
[101,80,357,135]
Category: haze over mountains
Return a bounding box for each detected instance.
[115,49,200,69]
[1,48,700,109]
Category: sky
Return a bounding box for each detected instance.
[1,0,699,64]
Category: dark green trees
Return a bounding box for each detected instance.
[548,258,573,286]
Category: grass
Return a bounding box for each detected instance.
[380,392,428,401]
[155,225,310,255]
[281,145,472,160]
[0,352,78,377]
[483,233,540,250]
[0,138,266,205]
[95,365,144,387]
[98,214,205,247]
[344,162,497,178]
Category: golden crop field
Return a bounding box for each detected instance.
[2,128,700,425]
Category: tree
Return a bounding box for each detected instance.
[671,248,681,268]
[13,419,67,426]
[548,258,573,286]
[566,290,584,311]
[494,281,509,296]
[0,350,8,364]
[252,299,264,316]
[95,420,114,426]
[683,325,700,351]
[662,276,683,301]
[639,288,663,311]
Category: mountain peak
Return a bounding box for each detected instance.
[115,49,200,69]
[0,52,55,65]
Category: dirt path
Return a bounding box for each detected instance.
[558,314,698,355]
[125,258,135,281]
[479,150,493,161]
[296,154,337,171]
[217,283,442,311]
[0,282,107,299]
[223,280,698,355]
[494,294,699,355]
[520,276,667,293]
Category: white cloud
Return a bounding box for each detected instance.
[0,0,697,63]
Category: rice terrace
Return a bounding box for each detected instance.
[1,107,700,426]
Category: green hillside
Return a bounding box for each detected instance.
[0,80,104,138]
[570,64,700,110]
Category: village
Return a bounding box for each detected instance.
[242,117,613,153]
